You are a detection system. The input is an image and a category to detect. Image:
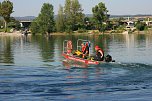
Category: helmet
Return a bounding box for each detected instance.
[95,45,99,49]
[85,42,88,46]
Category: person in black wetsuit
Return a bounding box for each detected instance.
[94,45,104,61]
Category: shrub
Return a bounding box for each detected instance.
[136,21,146,31]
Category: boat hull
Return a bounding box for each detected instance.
[62,53,101,65]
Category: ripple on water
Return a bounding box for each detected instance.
[1,62,152,100]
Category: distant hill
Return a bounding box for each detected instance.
[110,14,152,18]
[14,16,36,21]
[85,14,93,17]
[13,14,152,21]
[85,14,152,18]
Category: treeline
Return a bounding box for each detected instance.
[30,0,109,35]
[0,0,109,34]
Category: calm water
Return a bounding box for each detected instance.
[0,34,152,101]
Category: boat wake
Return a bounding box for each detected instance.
[62,59,152,69]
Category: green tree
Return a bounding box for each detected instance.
[0,0,13,32]
[136,21,146,31]
[71,0,84,31]
[64,0,84,32]
[56,5,65,32]
[92,2,109,32]
[84,17,95,30]
[7,17,20,30]
[0,19,4,28]
[30,18,39,34]
[39,3,55,34]
[37,3,55,35]
[64,0,72,32]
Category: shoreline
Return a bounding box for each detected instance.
[0,31,23,36]
[0,30,152,36]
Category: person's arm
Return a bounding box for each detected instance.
[84,47,89,56]
[99,50,103,58]
[82,50,88,58]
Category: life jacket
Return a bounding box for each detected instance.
[81,45,86,53]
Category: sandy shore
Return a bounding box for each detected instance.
[1,30,152,36]
[0,31,33,37]
[0,31,23,36]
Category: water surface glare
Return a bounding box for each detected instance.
[0,34,152,101]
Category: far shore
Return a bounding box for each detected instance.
[0,31,23,36]
[0,30,152,36]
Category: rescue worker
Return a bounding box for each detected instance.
[82,42,89,59]
[93,45,104,61]
[67,40,72,55]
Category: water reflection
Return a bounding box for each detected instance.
[1,34,152,101]
[111,34,152,64]
[0,37,14,64]
[62,60,88,69]
[0,34,152,65]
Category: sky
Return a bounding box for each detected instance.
[1,0,152,17]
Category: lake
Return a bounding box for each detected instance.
[0,34,152,101]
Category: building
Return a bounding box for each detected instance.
[145,18,152,26]
[20,21,32,28]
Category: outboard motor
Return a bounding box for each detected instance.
[105,54,112,62]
